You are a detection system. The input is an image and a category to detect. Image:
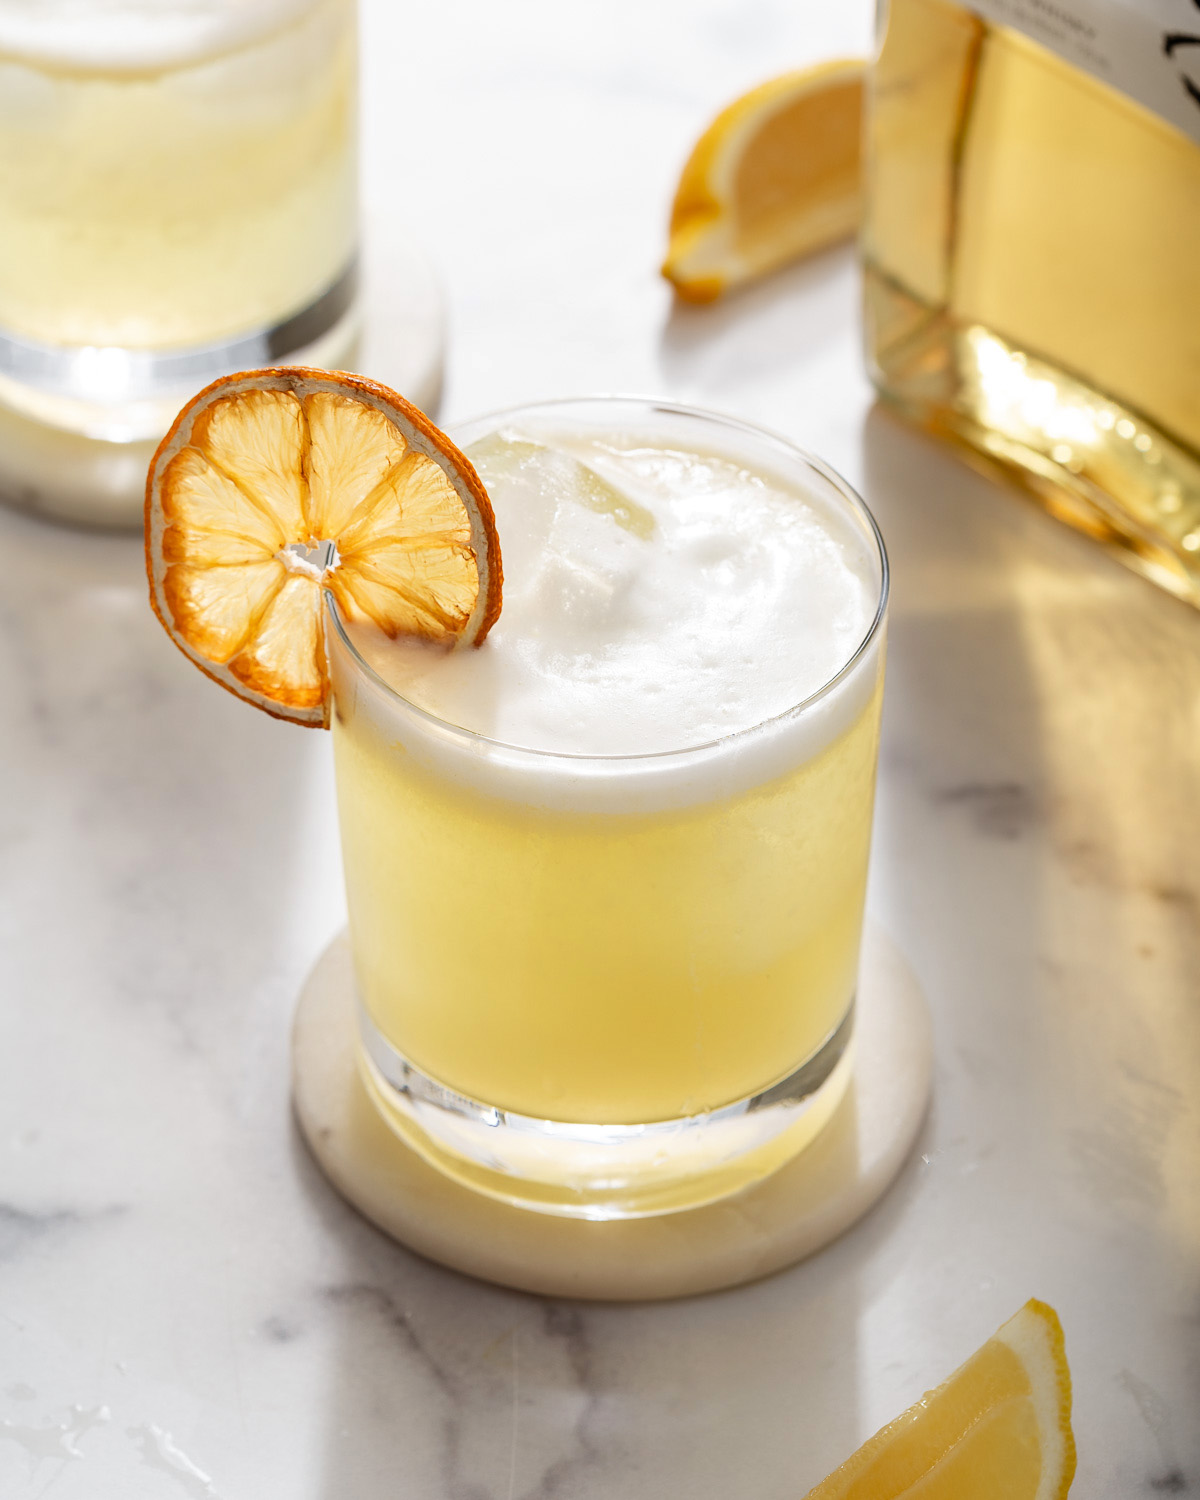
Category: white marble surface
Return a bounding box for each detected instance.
[1,2,1198,1496]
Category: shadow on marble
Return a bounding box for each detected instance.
[861,404,1200,1496]
[284,1005,939,1500]
[657,242,854,400]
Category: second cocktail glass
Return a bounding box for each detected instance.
[0,0,358,523]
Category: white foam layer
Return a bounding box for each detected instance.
[0,0,324,73]
[353,430,876,753]
[334,416,886,813]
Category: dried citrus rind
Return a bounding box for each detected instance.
[146,367,502,728]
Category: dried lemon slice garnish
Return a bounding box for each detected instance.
[663,61,864,303]
[803,1300,1076,1499]
[146,367,502,727]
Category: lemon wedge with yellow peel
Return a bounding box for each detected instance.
[804,1300,1076,1499]
[663,61,864,303]
[145,367,502,728]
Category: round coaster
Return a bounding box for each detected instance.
[292,925,932,1301]
[0,218,443,530]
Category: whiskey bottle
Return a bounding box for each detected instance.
[864,0,1200,604]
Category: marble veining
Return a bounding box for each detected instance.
[932,781,1039,841]
[0,1203,128,1264]
[1,0,1198,1496]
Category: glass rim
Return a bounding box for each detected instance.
[325,394,889,767]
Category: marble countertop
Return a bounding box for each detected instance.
[2,2,1198,1496]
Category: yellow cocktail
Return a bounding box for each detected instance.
[328,399,887,1216]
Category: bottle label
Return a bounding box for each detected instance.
[960,0,1200,141]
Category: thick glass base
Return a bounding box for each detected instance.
[295,928,933,1293]
[0,260,358,442]
[0,263,359,529]
[356,1003,855,1220]
[864,265,1200,609]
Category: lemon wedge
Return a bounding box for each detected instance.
[663,61,864,303]
[804,1300,1076,1499]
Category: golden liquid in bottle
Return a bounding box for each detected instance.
[864,0,1200,605]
